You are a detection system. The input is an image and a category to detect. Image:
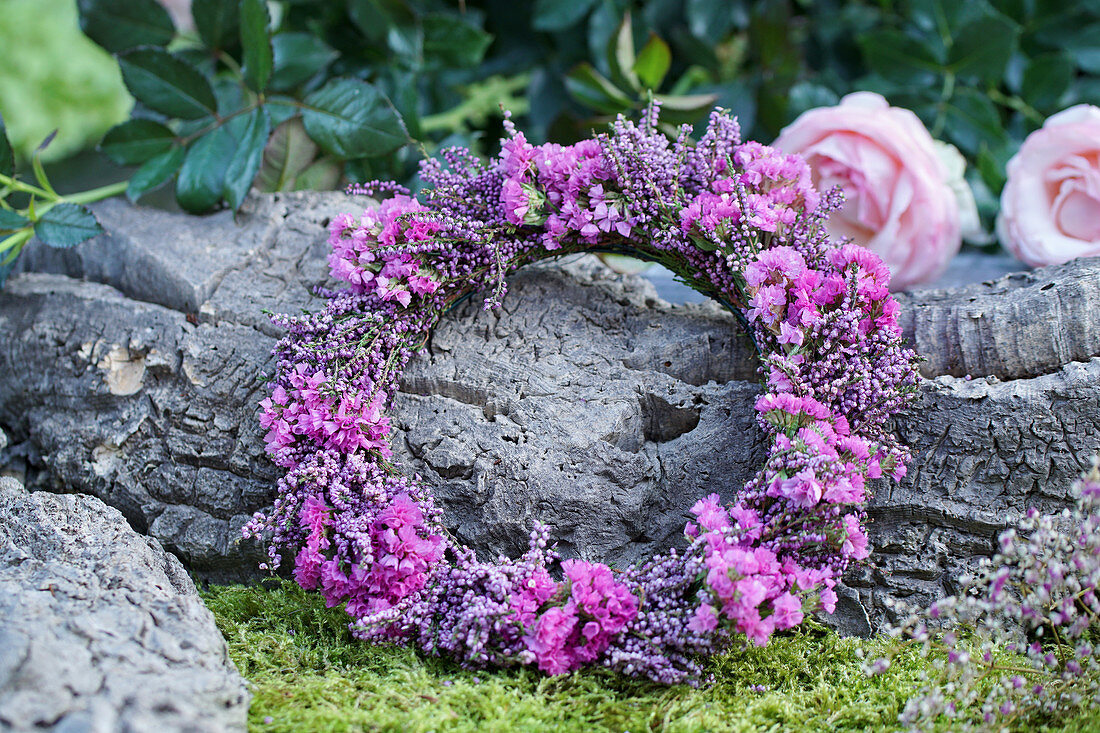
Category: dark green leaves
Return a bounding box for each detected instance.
[534,0,599,32]
[192,0,240,50]
[0,115,13,179]
[224,108,271,210]
[565,64,634,113]
[0,210,29,231]
[942,89,1007,156]
[1022,53,1074,111]
[859,30,941,85]
[423,14,492,68]
[271,34,337,91]
[241,0,273,93]
[301,79,407,158]
[256,119,320,192]
[176,126,236,213]
[77,0,175,53]
[947,13,1019,81]
[127,146,186,202]
[118,49,218,120]
[100,119,175,165]
[33,204,103,248]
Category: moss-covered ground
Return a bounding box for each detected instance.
[201,582,1100,732]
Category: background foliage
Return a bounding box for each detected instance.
[0,0,130,163]
[5,0,1100,234]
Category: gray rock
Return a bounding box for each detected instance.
[0,480,248,731]
[1,193,1098,634]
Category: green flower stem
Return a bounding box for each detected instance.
[931,71,955,139]
[63,179,129,205]
[987,89,1045,127]
[0,173,51,200]
[0,229,33,253]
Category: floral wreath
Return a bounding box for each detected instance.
[245,105,920,684]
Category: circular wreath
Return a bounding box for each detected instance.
[245,105,920,685]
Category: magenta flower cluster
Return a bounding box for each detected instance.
[246,103,919,683]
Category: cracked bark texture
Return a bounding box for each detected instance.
[1,193,1097,634]
[0,475,248,732]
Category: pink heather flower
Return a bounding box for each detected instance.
[293,544,323,590]
[775,468,823,508]
[688,603,719,633]
[691,493,730,532]
[407,275,440,296]
[511,567,559,628]
[738,608,776,647]
[822,476,863,505]
[526,606,578,675]
[778,321,804,347]
[746,284,786,325]
[300,495,330,533]
[769,592,804,630]
[500,131,536,177]
[819,586,838,614]
[841,514,870,559]
[327,212,355,245]
[501,178,530,225]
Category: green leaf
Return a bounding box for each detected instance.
[1063,26,1100,74]
[422,14,493,68]
[787,81,839,118]
[223,108,271,211]
[99,119,175,165]
[33,203,102,248]
[633,33,671,90]
[607,13,640,92]
[943,89,1007,156]
[0,210,29,231]
[533,0,599,32]
[127,145,185,201]
[651,93,718,124]
[564,63,634,114]
[270,33,337,91]
[256,118,318,192]
[192,0,239,50]
[977,144,1008,194]
[348,0,416,43]
[77,0,175,53]
[948,14,1019,81]
[118,48,218,120]
[686,0,747,43]
[0,114,13,179]
[858,30,942,85]
[1022,53,1075,111]
[294,158,342,191]
[301,78,407,158]
[240,0,273,93]
[176,127,236,212]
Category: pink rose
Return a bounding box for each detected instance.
[774,92,969,291]
[997,105,1100,267]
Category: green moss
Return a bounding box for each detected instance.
[201,582,1100,732]
[0,0,131,162]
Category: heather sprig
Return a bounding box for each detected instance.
[247,103,920,683]
[872,460,1100,731]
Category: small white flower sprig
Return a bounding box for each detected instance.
[245,104,921,684]
[871,460,1100,730]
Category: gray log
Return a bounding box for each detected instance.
[0,476,248,732]
[1,193,1096,634]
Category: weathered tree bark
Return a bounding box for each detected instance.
[0,193,1096,634]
